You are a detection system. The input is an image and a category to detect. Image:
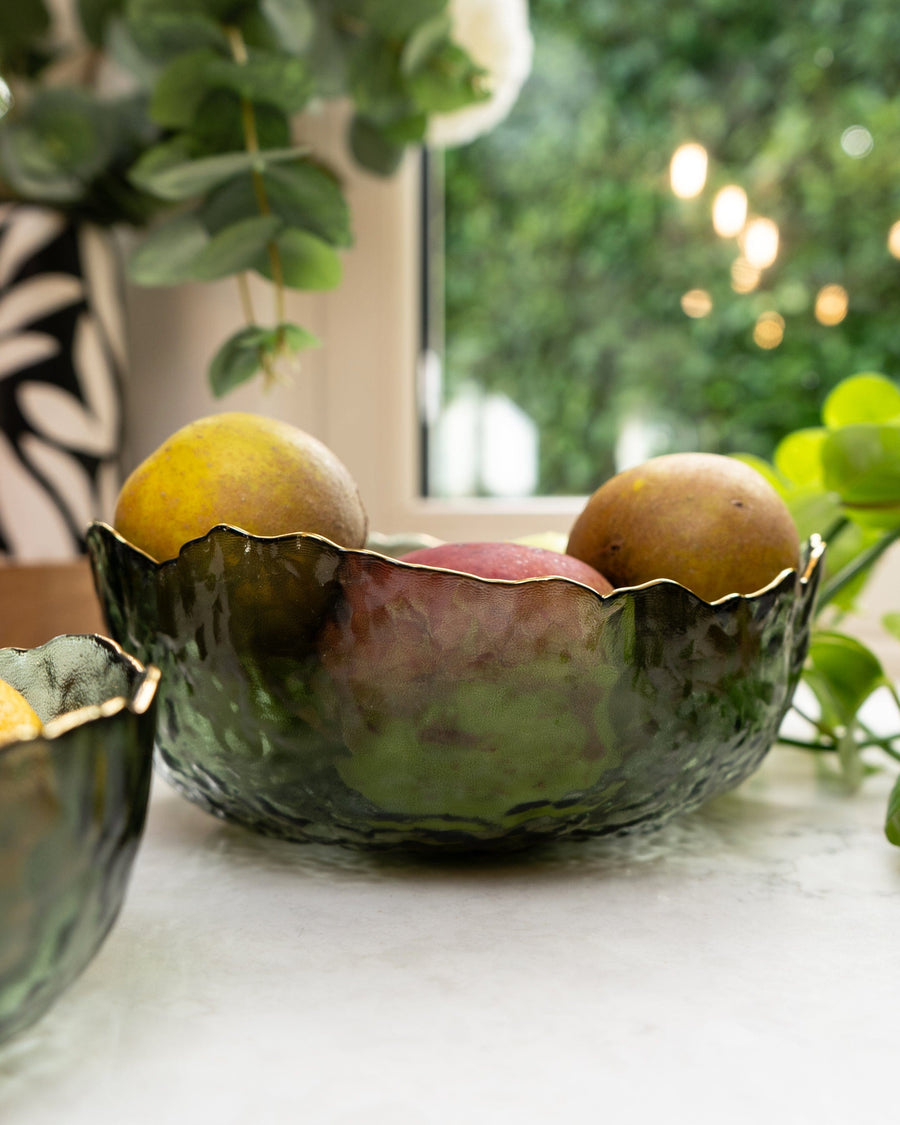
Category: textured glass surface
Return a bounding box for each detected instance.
[87,522,822,852]
[0,635,158,1044]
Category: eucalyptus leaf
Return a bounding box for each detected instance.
[0,131,83,202]
[127,211,210,285]
[254,228,342,289]
[149,48,226,129]
[823,372,900,427]
[191,213,283,281]
[347,37,406,125]
[302,13,347,97]
[260,0,315,55]
[379,113,428,145]
[359,0,447,38]
[123,11,230,62]
[190,90,290,157]
[150,49,312,129]
[401,13,452,75]
[349,115,405,176]
[407,42,488,115]
[278,322,319,353]
[209,320,319,395]
[0,88,116,202]
[231,53,313,115]
[209,325,271,397]
[202,160,351,246]
[129,143,307,200]
[264,162,352,246]
[104,15,165,87]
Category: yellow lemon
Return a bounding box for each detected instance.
[0,679,43,747]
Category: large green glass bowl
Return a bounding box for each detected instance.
[0,635,159,1044]
[86,522,822,853]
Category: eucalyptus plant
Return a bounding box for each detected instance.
[746,372,900,844]
[0,0,498,393]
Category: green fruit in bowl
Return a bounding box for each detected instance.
[114,412,368,562]
[318,554,624,826]
[399,541,613,594]
[566,452,800,602]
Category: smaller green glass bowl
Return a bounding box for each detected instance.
[0,635,159,1045]
[87,522,823,853]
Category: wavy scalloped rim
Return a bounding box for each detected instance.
[0,634,160,754]
[87,521,824,608]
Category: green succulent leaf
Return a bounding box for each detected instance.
[191,213,283,281]
[127,211,210,285]
[129,142,306,200]
[823,372,900,428]
[886,774,900,846]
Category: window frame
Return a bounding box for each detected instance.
[316,141,585,543]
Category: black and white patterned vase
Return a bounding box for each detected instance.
[0,204,125,559]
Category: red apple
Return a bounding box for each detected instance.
[399,541,613,594]
[315,541,619,823]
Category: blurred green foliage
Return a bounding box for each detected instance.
[442,0,900,494]
[0,0,485,392]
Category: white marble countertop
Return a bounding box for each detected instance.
[1,745,898,1125]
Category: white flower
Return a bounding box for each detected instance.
[428,0,534,148]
